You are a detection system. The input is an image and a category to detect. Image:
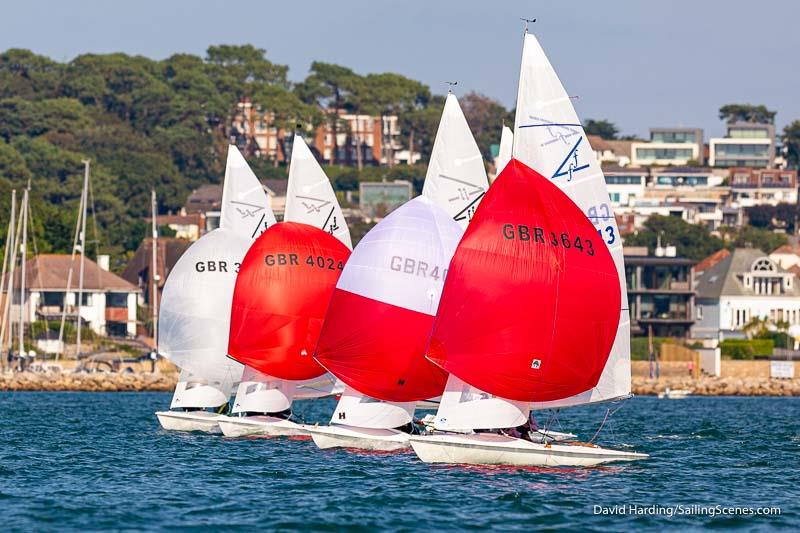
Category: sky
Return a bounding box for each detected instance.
[1,0,798,138]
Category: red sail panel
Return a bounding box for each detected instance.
[315,289,448,402]
[427,159,621,402]
[228,222,351,380]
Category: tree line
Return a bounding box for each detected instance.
[0,45,513,264]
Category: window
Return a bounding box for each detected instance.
[635,148,693,160]
[609,192,621,203]
[715,143,769,157]
[605,175,643,185]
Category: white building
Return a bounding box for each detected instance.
[6,254,140,338]
[604,168,647,208]
[693,249,800,339]
[631,128,704,167]
[709,122,775,168]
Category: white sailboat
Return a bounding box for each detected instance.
[493,125,513,180]
[155,146,275,432]
[217,135,351,437]
[409,31,646,467]
[307,93,490,451]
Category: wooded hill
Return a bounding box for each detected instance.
[0,46,512,266]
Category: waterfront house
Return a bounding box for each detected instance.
[5,254,139,338]
[694,248,800,340]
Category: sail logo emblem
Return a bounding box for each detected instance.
[517,116,590,181]
[295,195,341,236]
[230,200,265,219]
[531,358,542,370]
[439,173,486,222]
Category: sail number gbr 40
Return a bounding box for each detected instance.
[502,223,597,256]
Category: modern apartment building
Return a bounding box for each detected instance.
[709,122,775,168]
[624,247,696,337]
[631,128,704,166]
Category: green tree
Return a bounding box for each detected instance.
[458,92,510,161]
[623,215,725,261]
[398,95,446,164]
[584,118,619,140]
[781,120,800,168]
[296,62,360,165]
[718,104,776,124]
[360,73,431,166]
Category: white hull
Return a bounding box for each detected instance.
[409,433,648,467]
[307,424,410,451]
[216,415,310,438]
[155,410,223,433]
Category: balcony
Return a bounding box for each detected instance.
[105,307,129,322]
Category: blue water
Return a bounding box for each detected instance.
[0,393,797,531]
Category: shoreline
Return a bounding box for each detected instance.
[0,372,798,396]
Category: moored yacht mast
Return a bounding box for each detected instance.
[76,160,90,357]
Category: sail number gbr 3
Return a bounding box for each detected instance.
[502,224,596,256]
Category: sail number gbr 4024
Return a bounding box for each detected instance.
[263,253,344,271]
[502,224,596,256]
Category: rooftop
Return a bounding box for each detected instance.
[4,255,138,292]
[696,248,799,299]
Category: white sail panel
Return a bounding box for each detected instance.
[330,387,415,429]
[512,33,631,405]
[335,195,463,316]
[422,94,489,229]
[285,135,352,249]
[159,229,248,388]
[495,125,513,179]
[220,145,276,238]
[432,375,528,432]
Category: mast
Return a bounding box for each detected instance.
[151,189,158,353]
[18,189,28,360]
[56,181,86,361]
[76,160,89,358]
[0,191,16,360]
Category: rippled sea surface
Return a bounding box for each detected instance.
[0,393,798,531]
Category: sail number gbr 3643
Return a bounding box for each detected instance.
[502,224,596,256]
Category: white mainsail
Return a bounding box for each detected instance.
[231,134,351,415]
[422,93,489,229]
[512,32,631,410]
[159,145,275,404]
[494,125,513,179]
[285,135,352,248]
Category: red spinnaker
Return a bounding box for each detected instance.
[228,222,351,380]
[427,159,621,402]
